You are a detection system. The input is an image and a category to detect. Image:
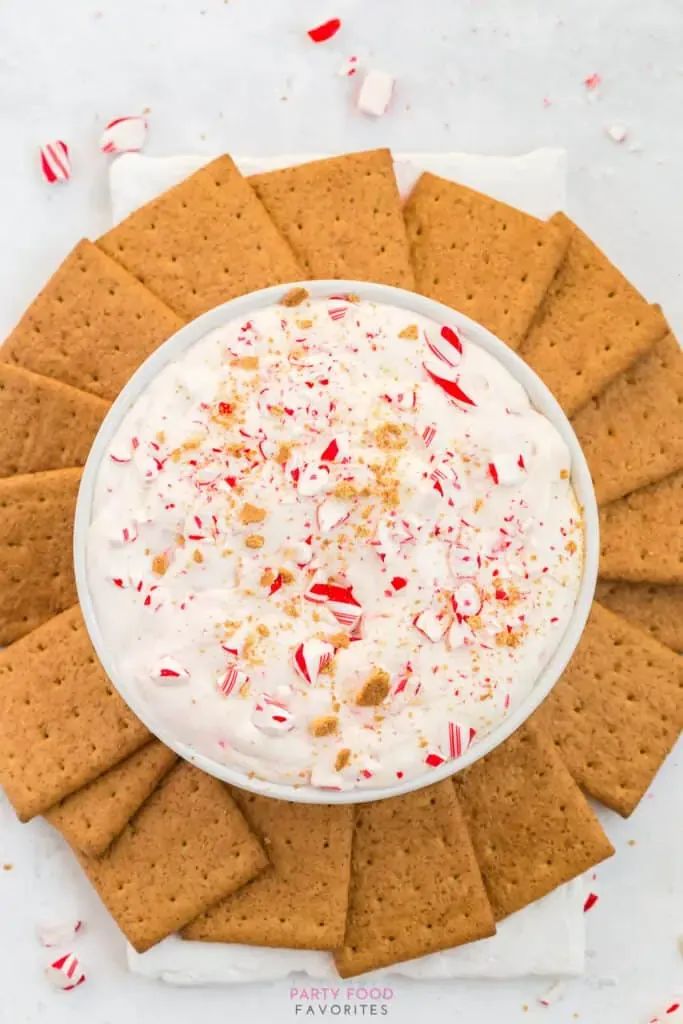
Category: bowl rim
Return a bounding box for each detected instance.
[74,279,598,805]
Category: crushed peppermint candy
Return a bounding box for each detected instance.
[338,55,359,77]
[46,952,86,991]
[39,141,71,184]
[605,123,628,143]
[537,980,566,1007]
[37,919,83,948]
[100,115,148,154]
[307,18,341,43]
[87,295,583,791]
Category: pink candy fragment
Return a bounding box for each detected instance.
[37,920,83,948]
[252,694,295,735]
[46,952,86,992]
[153,656,190,683]
[338,55,359,77]
[216,664,248,697]
[39,141,71,184]
[357,69,395,117]
[100,115,148,155]
[317,496,350,533]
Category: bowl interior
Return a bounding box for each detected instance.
[74,280,598,804]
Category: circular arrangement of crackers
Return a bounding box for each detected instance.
[0,150,680,975]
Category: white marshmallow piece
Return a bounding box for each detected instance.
[357,70,395,118]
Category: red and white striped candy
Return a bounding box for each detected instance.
[297,462,331,497]
[317,496,350,533]
[100,115,148,155]
[37,920,83,948]
[292,638,335,685]
[371,514,415,562]
[252,694,295,735]
[304,580,363,628]
[452,582,483,618]
[39,141,71,184]
[424,325,463,368]
[420,422,438,448]
[488,451,526,486]
[327,293,358,321]
[413,608,449,642]
[382,384,417,410]
[216,664,249,697]
[446,721,477,759]
[153,656,189,683]
[423,360,476,407]
[46,953,85,992]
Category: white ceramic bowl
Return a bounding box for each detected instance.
[74,280,598,804]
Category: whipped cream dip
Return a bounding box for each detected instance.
[87,290,583,790]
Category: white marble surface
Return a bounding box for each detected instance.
[0,1,681,1022]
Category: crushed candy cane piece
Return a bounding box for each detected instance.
[293,639,335,685]
[357,69,395,117]
[448,543,478,578]
[583,891,599,912]
[252,694,295,735]
[425,752,445,767]
[584,72,602,90]
[297,462,331,496]
[46,952,86,991]
[413,608,449,642]
[100,115,148,155]
[424,325,463,367]
[307,18,341,43]
[452,582,482,618]
[423,361,476,406]
[37,920,83,948]
[304,580,362,628]
[606,123,628,143]
[317,496,350,533]
[537,980,566,1007]
[337,55,358,77]
[447,721,476,759]
[490,451,526,486]
[216,664,248,697]
[153,656,190,682]
[447,617,470,650]
[39,141,71,184]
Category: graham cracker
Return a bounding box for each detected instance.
[79,763,268,953]
[572,333,683,505]
[0,467,81,644]
[183,793,353,950]
[334,782,495,979]
[599,470,683,583]
[0,240,183,401]
[0,364,109,478]
[403,173,569,349]
[0,606,151,822]
[596,581,683,654]
[98,156,303,320]
[45,740,177,857]
[453,719,614,920]
[519,213,669,416]
[250,149,414,288]
[536,602,683,817]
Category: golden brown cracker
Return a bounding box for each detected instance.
[0,364,109,478]
[183,793,353,950]
[98,156,303,320]
[0,468,81,644]
[0,606,151,822]
[599,471,683,583]
[596,581,683,653]
[46,741,177,857]
[520,213,669,415]
[453,720,614,919]
[250,149,414,288]
[536,602,683,816]
[573,333,683,504]
[79,763,268,952]
[0,240,183,401]
[334,782,495,978]
[403,173,568,349]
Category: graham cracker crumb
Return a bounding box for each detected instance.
[2,864,12,871]
[152,553,169,576]
[279,568,295,584]
[245,534,264,549]
[283,599,300,617]
[329,632,350,649]
[333,481,358,499]
[560,469,570,479]
[374,423,407,450]
[398,324,418,340]
[240,502,266,525]
[192,549,203,564]
[356,668,391,707]
[310,715,338,738]
[281,287,309,307]
[276,442,292,464]
[565,540,577,554]
[183,437,202,450]
[260,568,275,587]
[176,533,186,548]
[257,624,270,637]
[496,630,523,648]
[155,430,166,443]
[296,319,313,329]
[231,356,259,370]
[335,748,351,771]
